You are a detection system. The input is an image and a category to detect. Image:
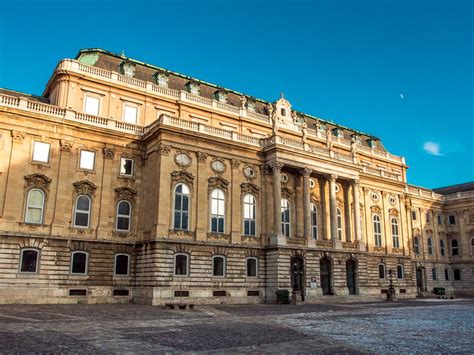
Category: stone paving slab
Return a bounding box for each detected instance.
[0,299,473,354]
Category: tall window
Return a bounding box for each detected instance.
[427,237,433,255]
[471,238,474,256]
[432,268,437,281]
[411,210,417,220]
[25,189,45,224]
[174,184,190,230]
[391,218,399,248]
[212,255,225,277]
[84,95,100,116]
[74,195,91,228]
[336,208,343,240]
[396,264,404,279]
[426,212,431,223]
[453,269,461,281]
[451,239,459,256]
[19,249,39,273]
[246,257,258,277]
[440,239,446,256]
[243,194,256,236]
[32,141,50,163]
[437,214,443,225]
[174,253,188,276]
[448,215,456,225]
[281,198,290,237]
[70,251,88,275]
[120,157,134,177]
[116,200,131,232]
[311,203,318,239]
[413,236,420,254]
[378,264,385,279]
[79,150,95,170]
[123,103,138,124]
[373,215,382,247]
[444,268,449,280]
[210,189,225,233]
[114,254,130,276]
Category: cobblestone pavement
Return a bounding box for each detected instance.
[0,298,473,354]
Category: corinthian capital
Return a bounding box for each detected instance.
[270,162,284,172]
[302,168,313,177]
[329,173,338,181]
[353,179,360,186]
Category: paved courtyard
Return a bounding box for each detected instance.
[0,298,473,354]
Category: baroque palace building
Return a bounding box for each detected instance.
[0,48,473,305]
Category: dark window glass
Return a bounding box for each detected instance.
[115,254,129,275]
[412,210,417,220]
[397,265,403,279]
[445,269,449,280]
[438,214,442,225]
[451,239,459,256]
[71,252,87,274]
[449,215,456,225]
[117,216,130,231]
[75,195,90,227]
[432,268,437,280]
[175,254,188,275]
[20,249,38,273]
[246,258,257,277]
[378,264,385,279]
[453,269,461,281]
[440,240,445,256]
[213,256,225,277]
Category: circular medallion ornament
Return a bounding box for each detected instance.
[388,195,397,205]
[243,166,256,179]
[370,192,379,202]
[281,173,289,183]
[175,153,191,167]
[335,184,340,193]
[309,178,316,189]
[211,160,226,174]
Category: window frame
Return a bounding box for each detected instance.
[212,255,226,277]
[440,239,445,256]
[396,264,404,279]
[73,195,92,229]
[373,214,382,247]
[122,102,139,124]
[246,257,258,278]
[210,188,225,234]
[413,236,420,254]
[24,188,45,225]
[70,251,89,275]
[391,217,399,248]
[83,93,101,116]
[32,141,51,164]
[336,208,343,241]
[311,203,318,239]
[444,268,449,280]
[119,157,134,177]
[427,237,434,255]
[281,198,290,238]
[116,200,132,232]
[411,210,417,221]
[451,239,459,256]
[114,253,130,276]
[432,268,437,281]
[378,263,385,279]
[453,268,461,281]
[173,183,190,231]
[448,215,456,225]
[174,253,189,276]
[242,194,256,237]
[79,149,96,171]
[19,248,40,274]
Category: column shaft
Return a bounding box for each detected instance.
[329,174,338,241]
[353,180,361,241]
[303,168,312,239]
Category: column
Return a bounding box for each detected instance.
[302,168,312,242]
[270,162,285,246]
[329,174,338,242]
[318,176,328,240]
[353,179,364,251]
[343,181,351,242]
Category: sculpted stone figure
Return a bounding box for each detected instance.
[268,104,279,135]
[240,95,247,108]
[326,128,333,150]
[351,137,358,158]
[301,121,308,144]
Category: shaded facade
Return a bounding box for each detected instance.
[0,49,472,304]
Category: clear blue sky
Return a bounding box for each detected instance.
[1,0,472,189]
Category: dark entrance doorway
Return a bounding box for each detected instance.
[290,257,304,301]
[320,258,332,295]
[346,260,357,295]
[416,267,425,293]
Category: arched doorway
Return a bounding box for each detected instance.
[290,256,305,301]
[320,258,332,295]
[416,267,426,293]
[346,260,357,295]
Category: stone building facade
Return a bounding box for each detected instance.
[0,48,472,304]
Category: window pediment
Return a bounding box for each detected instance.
[388,208,399,217]
[241,182,259,196]
[281,186,295,200]
[208,176,229,193]
[370,205,382,214]
[115,186,137,201]
[24,173,51,192]
[73,180,97,197]
[171,170,194,188]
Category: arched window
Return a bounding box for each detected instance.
[174,253,188,276]
[243,194,256,236]
[427,237,433,255]
[311,203,318,239]
[212,255,226,277]
[174,183,190,230]
[396,264,404,279]
[70,251,88,275]
[281,198,290,237]
[246,257,258,277]
[25,189,45,224]
[114,253,130,276]
[413,236,420,254]
[116,200,131,232]
[19,248,39,273]
[373,215,382,247]
[391,218,399,248]
[74,195,91,228]
[378,264,385,279]
[336,208,343,240]
[451,239,459,256]
[440,239,445,256]
[210,189,225,233]
[471,237,474,256]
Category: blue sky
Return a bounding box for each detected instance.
[0,0,472,188]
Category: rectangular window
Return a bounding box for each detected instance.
[448,215,456,225]
[444,268,449,280]
[114,254,130,276]
[412,210,417,221]
[432,268,437,281]
[84,95,100,116]
[79,150,95,170]
[453,268,461,281]
[120,157,134,177]
[437,214,442,225]
[174,254,188,276]
[426,213,430,223]
[71,252,88,275]
[20,249,39,273]
[32,141,50,163]
[123,104,138,124]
